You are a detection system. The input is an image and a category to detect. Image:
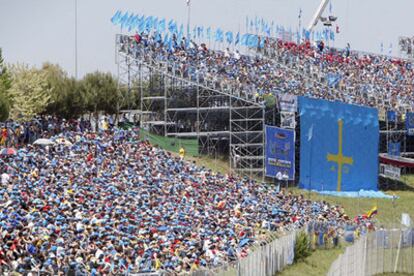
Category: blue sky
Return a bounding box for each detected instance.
[0,0,413,78]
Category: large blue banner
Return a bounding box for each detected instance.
[299,97,379,191]
[265,126,295,180]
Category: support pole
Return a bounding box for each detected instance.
[74,0,78,79]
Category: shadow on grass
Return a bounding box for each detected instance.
[379,176,414,192]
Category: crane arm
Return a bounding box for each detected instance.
[306,0,330,33]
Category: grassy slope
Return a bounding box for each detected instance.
[278,247,344,276]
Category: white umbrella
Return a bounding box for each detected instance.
[33,138,55,146]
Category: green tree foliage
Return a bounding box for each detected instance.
[4,59,124,121]
[8,64,52,121]
[80,71,119,128]
[42,63,86,119]
[81,71,119,114]
[294,231,312,263]
[0,49,11,121]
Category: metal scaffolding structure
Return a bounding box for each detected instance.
[116,34,265,177]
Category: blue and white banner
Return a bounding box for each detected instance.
[278,94,297,113]
[406,112,414,136]
[265,126,295,180]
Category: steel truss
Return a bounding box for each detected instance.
[116,34,265,178]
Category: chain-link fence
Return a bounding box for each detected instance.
[328,227,414,276]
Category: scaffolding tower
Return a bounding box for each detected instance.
[116,34,265,177]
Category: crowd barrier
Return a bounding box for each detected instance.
[327,228,414,276]
[193,227,302,276]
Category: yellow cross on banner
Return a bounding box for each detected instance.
[327,119,353,191]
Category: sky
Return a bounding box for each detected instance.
[0,0,413,78]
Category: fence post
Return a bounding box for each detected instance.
[393,228,403,273]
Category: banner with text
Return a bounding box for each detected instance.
[265,126,295,180]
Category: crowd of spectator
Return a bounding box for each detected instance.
[0,121,374,274]
[119,33,413,113]
[0,117,91,148]
[262,38,414,113]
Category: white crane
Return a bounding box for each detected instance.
[306,0,332,33]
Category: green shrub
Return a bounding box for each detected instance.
[294,231,312,263]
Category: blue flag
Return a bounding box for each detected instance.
[265,25,271,37]
[145,16,154,31]
[132,15,140,31]
[304,30,311,40]
[235,32,240,45]
[241,34,249,46]
[158,18,166,33]
[126,14,135,31]
[168,19,177,34]
[299,97,379,192]
[197,26,204,38]
[163,33,170,45]
[110,10,122,25]
[206,27,211,40]
[330,30,335,41]
[225,31,233,44]
[193,27,197,39]
[247,34,258,47]
[138,15,145,32]
[119,12,129,30]
[153,17,159,32]
[215,28,224,42]
[259,37,265,48]
[179,24,184,36]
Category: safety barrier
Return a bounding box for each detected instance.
[327,228,414,276]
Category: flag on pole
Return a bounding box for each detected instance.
[225,31,233,44]
[110,10,122,25]
[366,206,378,218]
[186,0,190,6]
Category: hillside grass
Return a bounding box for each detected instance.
[278,247,344,276]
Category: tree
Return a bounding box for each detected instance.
[80,71,119,128]
[41,63,87,119]
[0,48,11,121]
[8,64,52,121]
